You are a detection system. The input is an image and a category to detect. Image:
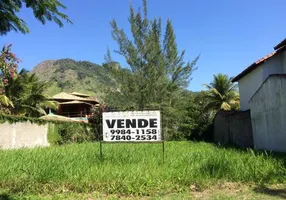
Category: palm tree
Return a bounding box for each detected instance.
[0,81,13,113]
[0,94,13,112]
[4,70,58,117]
[203,73,240,112]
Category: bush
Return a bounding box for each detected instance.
[48,123,96,145]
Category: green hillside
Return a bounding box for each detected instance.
[31,59,117,102]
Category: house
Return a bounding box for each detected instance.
[231,38,286,152]
[51,92,99,121]
[232,39,286,110]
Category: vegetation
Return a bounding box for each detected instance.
[1,44,211,140]
[0,46,57,117]
[0,0,71,35]
[180,91,214,141]
[107,0,198,110]
[1,185,286,200]
[0,113,96,144]
[100,0,206,139]
[31,59,116,101]
[0,112,89,126]
[0,0,237,140]
[0,142,285,197]
[31,57,213,140]
[5,70,58,117]
[203,73,240,112]
[0,1,284,199]
[0,45,17,110]
[48,123,96,145]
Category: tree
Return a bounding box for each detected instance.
[106,0,199,139]
[164,20,199,106]
[102,47,120,72]
[4,69,58,117]
[0,0,72,35]
[0,45,57,116]
[203,73,240,112]
[109,0,198,110]
[183,91,214,141]
[0,45,17,109]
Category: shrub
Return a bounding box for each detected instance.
[48,123,96,145]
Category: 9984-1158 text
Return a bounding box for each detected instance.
[109,129,159,141]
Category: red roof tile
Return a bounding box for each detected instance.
[232,46,286,82]
[254,51,276,65]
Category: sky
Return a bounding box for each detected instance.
[1,0,286,91]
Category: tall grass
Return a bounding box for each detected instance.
[0,142,285,196]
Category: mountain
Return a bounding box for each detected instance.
[31,59,117,102]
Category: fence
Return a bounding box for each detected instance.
[58,111,92,118]
[213,110,253,148]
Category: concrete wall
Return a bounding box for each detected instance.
[214,110,253,148]
[250,75,286,152]
[238,67,263,110]
[261,55,283,81]
[0,122,49,149]
[282,51,286,73]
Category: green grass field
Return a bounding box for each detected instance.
[0,142,285,199]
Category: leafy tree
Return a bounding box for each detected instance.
[106,0,199,139]
[0,0,72,35]
[161,90,213,141]
[109,0,198,110]
[102,48,120,72]
[183,91,214,141]
[0,45,57,116]
[203,73,240,112]
[0,45,17,109]
[163,20,199,106]
[4,69,58,117]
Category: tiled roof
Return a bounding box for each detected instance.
[59,100,93,106]
[86,96,99,102]
[52,92,99,103]
[232,45,286,82]
[274,38,286,50]
[254,51,276,65]
[71,92,90,97]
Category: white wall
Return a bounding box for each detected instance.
[238,67,263,110]
[282,51,286,73]
[250,76,286,152]
[0,122,49,149]
[238,54,284,111]
[261,54,283,81]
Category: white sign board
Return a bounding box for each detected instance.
[102,111,161,142]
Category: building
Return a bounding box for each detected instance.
[51,92,99,121]
[232,39,286,110]
[231,38,286,152]
[249,75,286,152]
[232,39,286,111]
